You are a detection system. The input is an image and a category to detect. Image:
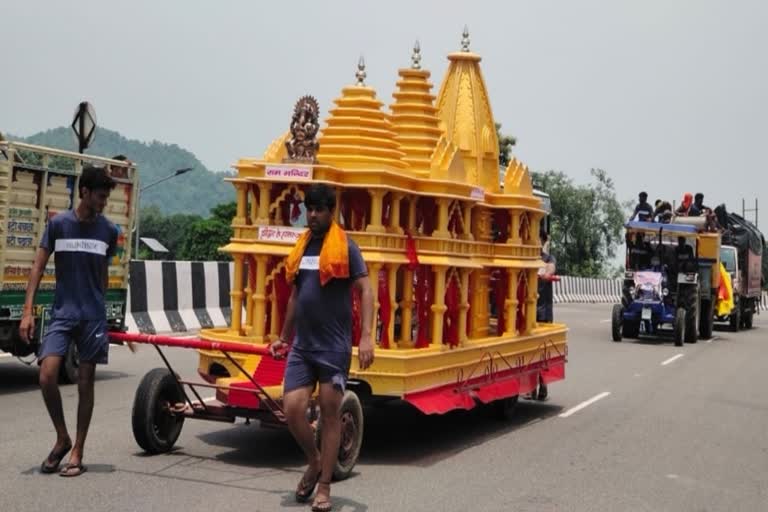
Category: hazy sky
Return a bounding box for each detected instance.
[3,0,766,226]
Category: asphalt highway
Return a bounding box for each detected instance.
[1,304,765,511]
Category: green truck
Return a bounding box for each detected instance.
[0,140,137,382]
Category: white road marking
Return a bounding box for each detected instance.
[559,391,611,418]
[661,354,684,366]
[599,319,611,323]
[667,474,679,480]
[634,373,642,377]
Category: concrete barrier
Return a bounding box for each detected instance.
[123,261,768,334]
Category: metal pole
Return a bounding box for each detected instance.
[78,103,86,154]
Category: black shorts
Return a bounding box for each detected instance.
[283,348,351,394]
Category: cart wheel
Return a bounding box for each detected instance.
[494,395,519,421]
[674,308,686,347]
[314,390,364,481]
[611,304,623,342]
[59,343,79,385]
[132,368,185,454]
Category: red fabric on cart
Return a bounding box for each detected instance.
[415,265,432,348]
[351,286,362,347]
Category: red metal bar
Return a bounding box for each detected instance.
[109,331,274,357]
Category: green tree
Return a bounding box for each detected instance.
[138,206,202,259]
[178,201,236,261]
[496,123,517,168]
[532,169,625,277]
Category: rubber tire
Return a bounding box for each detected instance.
[685,307,698,344]
[59,343,79,385]
[730,306,741,332]
[611,304,623,342]
[622,320,640,339]
[494,395,520,420]
[132,368,186,454]
[314,390,364,482]
[699,300,714,340]
[743,310,754,329]
[674,308,686,347]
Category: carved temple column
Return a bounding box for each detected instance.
[433,198,452,239]
[400,267,414,347]
[244,258,254,332]
[387,264,400,348]
[256,182,271,225]
[525,269,538,334]
[509,210,521,244]
[458,268,471,345]
[430,266,448,347]
[249,185,258,225]
[461,202,474,240]
[234,183,247,227]
[388,193,404,234]
[366,190,387,234]
[469,208,492,338]
[368,263,383,341]
[250,255,269,341]
[503,268,520,336]
[230,254,245,335]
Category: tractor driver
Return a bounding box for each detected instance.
[675,236,696,273]
[629,233,653,270]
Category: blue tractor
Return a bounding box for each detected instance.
[611,221,711,346]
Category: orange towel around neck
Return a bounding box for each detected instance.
[285,222,349,286]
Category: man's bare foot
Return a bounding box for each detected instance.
[311,481,333,512]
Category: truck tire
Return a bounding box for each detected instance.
[684,307,698,344]
[743,309,754,329]
[674,308,686,347]
[314,390,363,481]
[611,304,623,342]
[59,343,79,384]
[132,368,185,454]
[729,306,741,332]
[699,300,714,340]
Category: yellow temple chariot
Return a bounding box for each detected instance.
[196,32,568,414]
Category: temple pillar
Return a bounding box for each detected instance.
[234,183,247,226]
[430,267,448,347]
[251,255,269,341]
[368,263,383,341]
[249,185,258,225]
[244,258,254,332]
[469,208,492,338]
[366,190,387,233]
[433,198,452,239]
[269,276,280,340]
[257,183,271,225]
[458,268,471,345]
[230,254,245,335]
[400,268,414,346]
[530,213,542,245]
[509,210,521,244]
[460,202,474,240]
[525,269,538,333]
[388,193,404,234]
[387,264,399,348]
[503,269,520,336]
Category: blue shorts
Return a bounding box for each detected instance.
[38,318,109,365]
[284,348,351,394]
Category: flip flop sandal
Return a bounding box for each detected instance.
[311,481,333,512]
[40,443,73,474]
[59,463,88,477]
[295,470,321,503]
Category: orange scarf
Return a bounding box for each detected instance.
[285,222,349,286]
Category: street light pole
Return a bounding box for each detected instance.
[134,167,194,259]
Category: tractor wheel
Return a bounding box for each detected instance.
[611,304,623,342]
[132,368,186,454]
[314,390,364,481]
[622,319,640,339]
[730,306,741,332]
[685,307,698,344]
[674,308,686,347]
[699,300,714,340]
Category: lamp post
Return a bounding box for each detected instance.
[133,167,194,259]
